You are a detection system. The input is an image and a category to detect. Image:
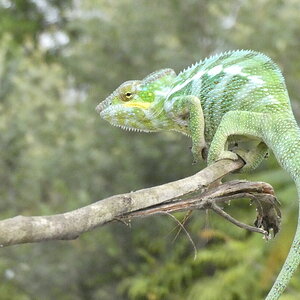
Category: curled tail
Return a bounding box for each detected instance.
[263,115,300,299]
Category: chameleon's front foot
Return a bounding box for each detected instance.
[191,144,208,164]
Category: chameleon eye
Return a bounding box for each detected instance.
[122,92,133,101]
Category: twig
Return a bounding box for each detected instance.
[210,202,268,237]
[164,212,197,260]
[171,210,193,243]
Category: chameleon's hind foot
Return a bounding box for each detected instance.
[215,150,239,162]
[234,142,268,173]
[207,147,239,166]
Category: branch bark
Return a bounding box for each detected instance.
[0,158,280,247]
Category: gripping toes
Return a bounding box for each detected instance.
[233,142,268,172]
[207,150,239,165]
[191,144,208,164]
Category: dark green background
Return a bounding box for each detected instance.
[0,0,300,299]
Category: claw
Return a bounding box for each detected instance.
[234,151,247,164]
[201,147,208,160]
[191,144,207,164]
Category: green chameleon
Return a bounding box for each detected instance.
[96,50,300,299]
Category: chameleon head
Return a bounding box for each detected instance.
[96,69,176,132]
[96,80,156,132]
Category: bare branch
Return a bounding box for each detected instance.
[0,158,279,247]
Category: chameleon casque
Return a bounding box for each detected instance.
[96,50,300,299]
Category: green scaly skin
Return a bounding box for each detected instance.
[96,50,300,299]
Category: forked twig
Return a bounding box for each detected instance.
[164,212,197,259]
[210,202,268,237]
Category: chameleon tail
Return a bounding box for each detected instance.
[266,183,300,299]
[264,115,300,299]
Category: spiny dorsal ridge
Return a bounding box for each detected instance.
[178,49,258,76]
[142,68,176,84]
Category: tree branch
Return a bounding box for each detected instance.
[0,158,280,247]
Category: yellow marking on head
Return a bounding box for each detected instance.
[123,102,151,109]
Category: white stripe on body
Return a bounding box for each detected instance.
[207,65,223,76]
[233,76,265,100]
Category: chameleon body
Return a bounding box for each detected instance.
[96,50,300,299]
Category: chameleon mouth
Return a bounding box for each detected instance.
[96,92,116,113]
[96,99,110,113]
[96,99,157,133]
[95,102,105,113]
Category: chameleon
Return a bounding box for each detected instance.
[96,50,300,299]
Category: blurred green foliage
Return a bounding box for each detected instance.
[1,0,300,299]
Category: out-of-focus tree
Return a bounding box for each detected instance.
[0,0,72,49]
[1,0,300,299]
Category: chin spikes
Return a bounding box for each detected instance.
[111,123,152,133]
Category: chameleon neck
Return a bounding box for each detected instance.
[264,115,300,299]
